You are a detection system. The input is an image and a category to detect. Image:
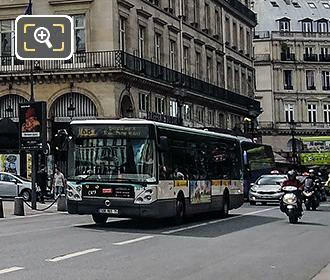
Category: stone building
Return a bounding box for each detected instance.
[253,0,330,159]
[0,0,259,175]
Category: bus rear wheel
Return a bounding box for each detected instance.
[92,214,108,225]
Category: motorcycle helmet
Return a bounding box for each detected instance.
[271,170,280,174]
[309,169,315,177]
[287,170,297,181]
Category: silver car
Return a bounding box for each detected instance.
[0,172,32,201]
[249,175,287,205]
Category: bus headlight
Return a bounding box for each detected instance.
[134,187,157,204]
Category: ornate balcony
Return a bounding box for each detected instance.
[0,50,260,115]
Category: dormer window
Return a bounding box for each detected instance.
[302,20,313,32]
[323,3,330,9]
[279,20,290,31]
[317,20,329,32]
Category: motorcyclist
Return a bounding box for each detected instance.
[282,170,303,212]
[304,169,316,192]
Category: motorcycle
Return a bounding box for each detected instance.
[280,186,303,224]
[303,189,319,211]
[315,179,327,202]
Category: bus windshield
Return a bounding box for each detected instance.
[69,137,156,183]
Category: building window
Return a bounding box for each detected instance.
[155,96,165,114]
[183,46,190,74]
[307,2,317,8]
[234,68,239,92]
[232,21,238,48]
[154,33,162,64]
[169,100,178,117]
[207,110,214,125]
[322,71,330,90]
[73,15,86,52]
[206,56,213,82]
[306,70,315,90]
[318,21,328,32]
[215,9,221,37]
[302,21,313,32]
[119,17,126,51]
[204,2,210,31]
[138,26,145,58]
[308,104,317,123]
[166,0,175,14]
[284,70,293,90]
[0,20,14,57]
[195,51,201,78]
[324,104,330,122]
[225,17,230,44]
[241,70,247,95]
[193,0,199,25]
[183,0,189,20]
[285,104,294,122]
[239,26,244,51]
[139,93,149,112]
[323,3,330,8]
[183,104,192,121]
[197,107,204,123]
[279,20,290,32]
[216,62,222,86]
[246,30,251,56]
[218,113,226,128]
[169,40,177,70]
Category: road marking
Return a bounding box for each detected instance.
[162,207,278,234]
[113,235,154,245]
[46,248,102,262]
[0,267,24,275]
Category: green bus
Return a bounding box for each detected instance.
[66,119,244,224]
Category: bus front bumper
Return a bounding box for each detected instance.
[67,198,175,219]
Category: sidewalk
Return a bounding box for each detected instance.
[312,264,330,280]
[1,199,59,219]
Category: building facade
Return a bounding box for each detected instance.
[0,0,258,175]
[253,0,330,158]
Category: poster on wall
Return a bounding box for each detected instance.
[26,153,32,180]
[19,101,47,151]
[0,154,20,175]
[189,180,212,204]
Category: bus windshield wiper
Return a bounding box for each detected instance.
[76,171,95,184]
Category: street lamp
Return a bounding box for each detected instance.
[289,120,297,166]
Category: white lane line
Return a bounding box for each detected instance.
[113,235,154,245]
[46,248,102,262]
[162,207,278,234]
[0,267,24,275]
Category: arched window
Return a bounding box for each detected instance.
[0,94,28,119]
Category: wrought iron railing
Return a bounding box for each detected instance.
[0,50,260,112]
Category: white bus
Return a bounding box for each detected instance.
[67,119,244,224]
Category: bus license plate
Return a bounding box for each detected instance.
[99,209,119,214]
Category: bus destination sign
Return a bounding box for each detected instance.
[77,125,150,138]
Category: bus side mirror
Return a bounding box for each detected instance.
[159,136,169,152]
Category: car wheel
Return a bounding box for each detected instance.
[21,189,31,202]
[249,201,256,206]
[92,214,108,225]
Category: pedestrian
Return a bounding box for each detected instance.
[37,164,48,203]
[52,167,67,197]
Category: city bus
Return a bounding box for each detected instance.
[66,119,244,224]
[240,141,275,198]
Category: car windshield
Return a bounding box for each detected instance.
[256,176,286,185]
[69,137,156,183]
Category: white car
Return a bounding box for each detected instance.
[0,172,32,201]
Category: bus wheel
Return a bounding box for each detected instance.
[92,214,108,225]
[174,196,185,225]
[221,195,229,218]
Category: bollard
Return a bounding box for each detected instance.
[14,197,25,216]
[57,194,67,212]
[0,198,4,218]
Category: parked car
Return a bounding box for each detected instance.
[249,175,287,205]
[0,172,32,201]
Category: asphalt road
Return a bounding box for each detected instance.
[0,202,329,280]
